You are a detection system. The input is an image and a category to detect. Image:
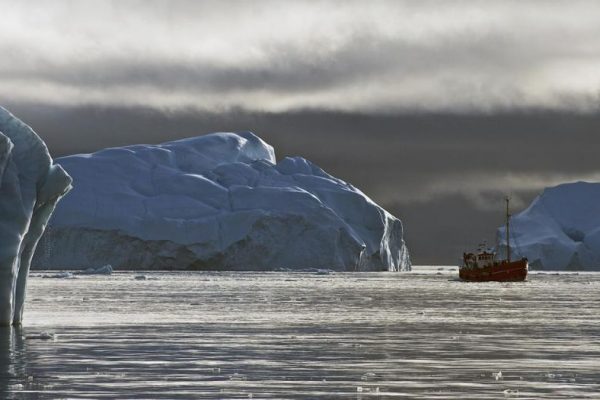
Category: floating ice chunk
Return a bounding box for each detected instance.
[492,371,503,381]
[361,372,377,381]
[26,331,55,340]
[42,272,75,279]
[80,264,113,275]
[545,372,562,379]
[316,269,334,275]
[228,373,247,381]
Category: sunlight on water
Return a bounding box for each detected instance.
[1,268,599,398]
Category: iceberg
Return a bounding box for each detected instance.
[498,182,600,270]
[0,107,72,326]
[34,131,410,271]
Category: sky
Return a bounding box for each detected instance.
[2,0,600,264]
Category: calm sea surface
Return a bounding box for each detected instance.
[2,267,600,399]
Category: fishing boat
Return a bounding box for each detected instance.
[459,197,528,282]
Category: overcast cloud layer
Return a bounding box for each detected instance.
[2,0,600,113]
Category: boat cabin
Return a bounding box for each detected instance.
[463,243,497,269]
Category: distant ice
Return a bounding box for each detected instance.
[498,182,600,270]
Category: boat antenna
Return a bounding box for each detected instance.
[505,196,511,262]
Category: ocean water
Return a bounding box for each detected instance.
[2,267,600,399]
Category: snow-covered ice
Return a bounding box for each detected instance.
[0,107,71,326]
[498,182,600,270]
[34,132,410,271]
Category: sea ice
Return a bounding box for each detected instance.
[34,132,410,271]
[498,182,600,270]
[0,107,72,325]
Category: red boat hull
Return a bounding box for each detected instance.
[459,258,528,282]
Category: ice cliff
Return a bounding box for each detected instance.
[34,132,410,271]
[498,182,600,270]
[0,108,72,326]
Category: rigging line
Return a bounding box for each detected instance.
[509,216,523,257]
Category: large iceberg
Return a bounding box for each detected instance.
[498,182,600,270]
[0,107,72,326]
[34,132,410,271]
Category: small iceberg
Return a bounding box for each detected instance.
[315,268,335,275]
[361,372,377,381]
[80,264,113,275]
[42,272,75,279]
[228,373,247,381]
[26,331,55,340]
[134,274,159,281]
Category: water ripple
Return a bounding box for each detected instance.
[0,270,598,398]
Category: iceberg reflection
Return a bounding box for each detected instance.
[0,326,27,399]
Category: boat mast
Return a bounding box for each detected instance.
[505,196,511,262]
